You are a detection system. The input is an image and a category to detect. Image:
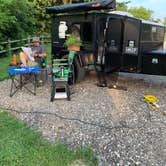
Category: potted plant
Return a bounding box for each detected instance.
[64,34,82,51]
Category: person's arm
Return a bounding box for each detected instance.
[37,52,46,58]
[38,45,47,58]
[33,45,47,58]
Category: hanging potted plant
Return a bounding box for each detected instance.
[64,34,82,51]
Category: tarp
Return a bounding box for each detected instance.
[46,0,116,14]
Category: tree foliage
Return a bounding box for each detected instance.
[128,7,153,20]
[163,17,166,32]
[0,0,37,41]
[31,0,93,36]
[0,0,163,43]
[116,1,130,11]
[164,17,166,26]
[116,1,153,20]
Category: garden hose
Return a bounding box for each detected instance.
[144,95,165,116]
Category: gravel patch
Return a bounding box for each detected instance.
[0,73,166,166]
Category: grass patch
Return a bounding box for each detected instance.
[0,111,98,166]
[0,55,12,81]
[0,44,51,81]
[45,43,52,65]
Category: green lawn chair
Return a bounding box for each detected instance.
[41,57,47,68]
[50,51,76,101]
[37,57,48,86]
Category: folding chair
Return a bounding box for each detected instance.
[50,51,76,101]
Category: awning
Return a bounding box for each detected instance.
[46,0,116,14]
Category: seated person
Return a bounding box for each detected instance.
[20,37,47,66]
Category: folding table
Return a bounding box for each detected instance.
[8,66,39,97]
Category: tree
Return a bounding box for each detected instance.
[154,18,162,24]
[116,1,130,11]
[32,0,92,35]
[128,7,153,20]
[32,0,63,36]
[0,0,15,39]
[163,17,166,32]
[116,1,154,21]
[164,17,166,26]
[0,0,37,41]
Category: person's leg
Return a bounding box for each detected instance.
[27,59,38,66]
[20,51,27,66]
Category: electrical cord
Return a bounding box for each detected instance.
[0,106,148,130]
[143,95,166,116]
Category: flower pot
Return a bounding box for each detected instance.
[67,45,80,51]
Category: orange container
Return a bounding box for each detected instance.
[13,54,17,65]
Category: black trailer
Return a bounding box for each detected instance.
[46,0,166,85]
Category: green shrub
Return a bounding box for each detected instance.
[64,34,82,47]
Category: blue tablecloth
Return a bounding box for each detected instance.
[8,66,39,75]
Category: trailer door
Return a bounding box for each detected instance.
[104,18,123,72]
[96,16,123,73]
[121,17,141,73]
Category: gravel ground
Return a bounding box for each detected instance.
[0,73,166,166]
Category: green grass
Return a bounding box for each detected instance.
[0,44,52,81]
[45,43,52,65]
[0,111,98,166]
[0,55,12,81]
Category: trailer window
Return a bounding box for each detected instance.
[142,24,165,41]
[142,24,152,41]
[81,22,93,42]
[70,24,81,38]
[157,27,164,41]
[152,26,164,41]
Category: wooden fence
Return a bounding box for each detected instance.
[0,36,51,56]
